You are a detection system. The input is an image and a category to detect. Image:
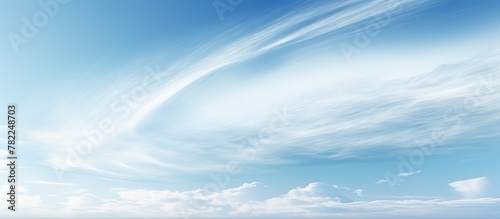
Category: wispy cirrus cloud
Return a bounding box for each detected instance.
[20,0,500,184]
[124,0,434,131]
[178,49,500,166]
[398,170,421,177]
[20,0,440,180]
[35,48,500,181]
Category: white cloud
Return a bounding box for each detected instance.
[270,182,355,204]
[376,171,422,185]
[123,0,432,132]
[57,182,273,218]
[54,182,500,218]
[398,170,422,177]
[4,181,500,218]
[27,180,77,187]
[354,189,363,196]
[449,177,488,198]
[58,182,360,217]
[20,0,499,184]
[31,0,444,179]
[0,185,41,213]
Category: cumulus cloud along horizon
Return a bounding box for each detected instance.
[3,181,500,218]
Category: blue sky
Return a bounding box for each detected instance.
[1,0,500,218]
